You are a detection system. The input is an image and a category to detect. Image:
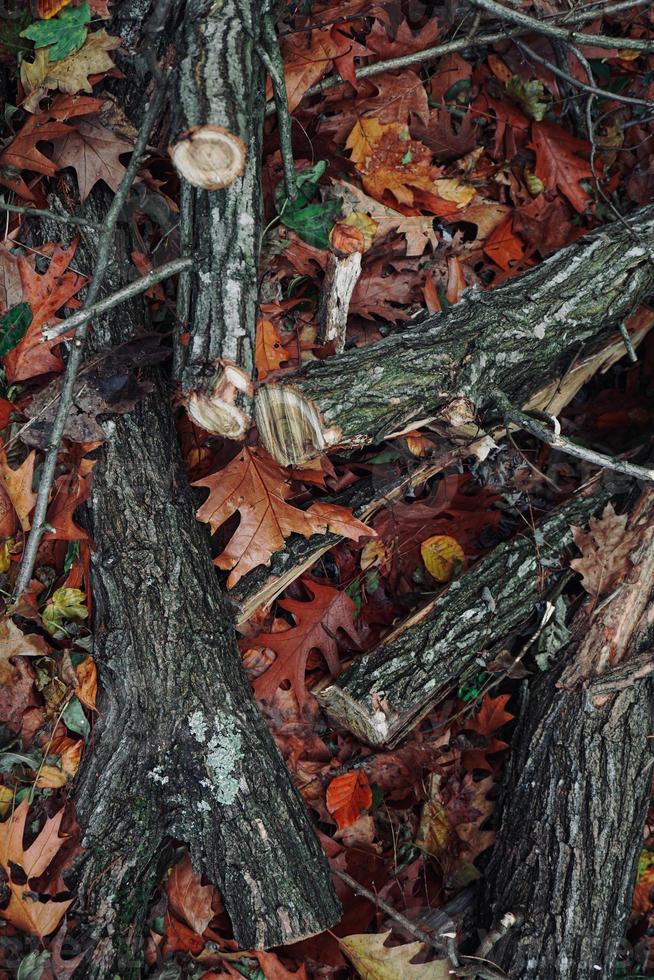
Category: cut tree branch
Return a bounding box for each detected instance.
[255,206,654,467]
[317,480,618,746]
[173,0,266,439]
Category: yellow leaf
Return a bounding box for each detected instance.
[345,118,390,169]
[20,29,121,102]
[339,931,452,979]
[35,764,68,789]
[42,587,88,636]
[420,534,465,582]
[0,786,12,817]
[524,167,545,196]
[336,211,379,252]
[0,538,12,574]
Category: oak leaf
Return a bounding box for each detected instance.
[570,503,639,599]
[20,29,121,100]
[339,931,451,979]
[333,179,438,256]
[483,217,526,272]
[50,117,133,200]
[194,448,372,587]
[326,770,373,830]
[167,852,216,936]
[0,448,37,531]
[0,114,73,176]
[252,578,360,706]
[0,799,73,938]
[0,617,51,686]
[3,240,85,382]
[278,26,369,112]
[530,120,593,214]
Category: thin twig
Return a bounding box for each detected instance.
[515,39,654,110]
[492,391,654,484]
[261,6,297,200]
[0,200,99,230]
[13,76,170,601]
[42,256,194,341]
[470,0,654,52]
[264,0,650,114]
[332,869,450,955]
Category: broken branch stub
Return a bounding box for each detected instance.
[169,124,247,190]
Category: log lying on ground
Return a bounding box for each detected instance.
[234,320,650,623]
[173,0,265,438]
[481,490,654,979]
[317,481,619,746]
[51,200,339,973]
[255,206,654,465]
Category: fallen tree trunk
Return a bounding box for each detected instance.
[317,480,619,746]
[481,489,654,978]
[62,205,339,974]
[173,0,265,438]
[255,206,654,465]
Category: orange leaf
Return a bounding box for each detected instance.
[483,218,525,273]
[464,694,514,737]
[326,770,373,830]
[0,799,72,938]
[255,319,291,380]
[194,448,369,587]
[4,241,85,383]
[167,852,216,936]
[252,578,360,707]
[75,656,97,710]
[36,0,72,15]
[0,449,37,532]
[531,121,593,214]
[444,256,466,305]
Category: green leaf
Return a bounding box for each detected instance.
[0,303,31,357]
[506,75,549,121]
[63,696,90,739]
[17,951,49,980]
[20,2,90,62]
[281,198,342,249]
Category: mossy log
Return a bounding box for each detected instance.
[317,481,618,746]
[255,207,654,466]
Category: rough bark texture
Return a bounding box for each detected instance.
[255,206,654,465]
[318,481,618,746]
[174,0,265,429]
[62,208,339,975]
[482,662,654,979]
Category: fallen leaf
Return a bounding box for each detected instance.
[50,116,132,200]
[0,113,73,177]
[420,534,465,582]
[20,29,121,99]
[252,578,360,705]
[255,319,292,380]
[0,799,73,938]
[0,617,52,686]
[570,502,639,598]
[0,449,37,531]
[326,770,373,830]
[0,245,22,314]
[530,120,593,214]
[195,448,369,587]
[339,931,451,979]
[21,2,91,62]
[167,852,216,936]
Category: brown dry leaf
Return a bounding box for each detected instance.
[255,319,292,380]
[167,852,217,936]
[0,449,37,531]
[570,503,639,599]
[20,30,121,99]
[0,245,22,314]
[194,448,371,587]
[0,799,73,938]
[0,617,52,685]
[50,117,133,201]
[333,180,438,257]
[0,115,73,176]
[339,931,451,979]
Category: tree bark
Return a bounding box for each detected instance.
[480,487,654,979]
[481,657,654,979]
[255,206,654,465]
[60,206,339,975]
[173,0,265,438]
[317,480,620,746]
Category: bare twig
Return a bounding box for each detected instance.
[260,6,297,201]
[493,391,654,484]
[470,0,654,52]
[515,39,654,110]
[0,200,99,230]
[264,0,650,114]
[332,869,450,955]
[42,256,194,341]
[13,77,171,601]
